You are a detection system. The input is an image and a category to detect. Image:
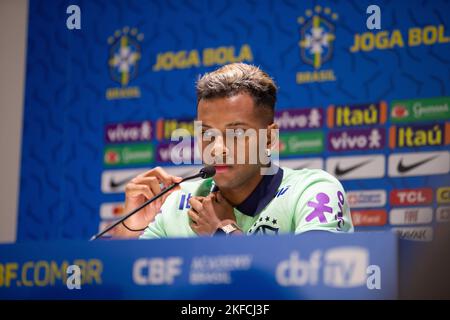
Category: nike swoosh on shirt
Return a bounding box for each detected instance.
[334,160,373,176]
[397,155,438,173]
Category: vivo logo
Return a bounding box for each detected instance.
[156,141,200,164]
[328,128,385,152]
[105,121,152,143]
[275,108,323,131]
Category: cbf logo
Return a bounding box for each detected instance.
[133,257,183,285]
[247,187,290,235]
[106,27,144,100]
[296,6,338,84]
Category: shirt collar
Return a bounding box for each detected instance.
[212,166,284,217]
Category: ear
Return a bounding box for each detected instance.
[266,122,279,150]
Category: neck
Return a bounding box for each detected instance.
[218,172,263,206]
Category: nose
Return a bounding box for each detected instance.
[211,134,230,160]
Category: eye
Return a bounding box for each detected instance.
[228,128,245,138]
[202,130,216,139]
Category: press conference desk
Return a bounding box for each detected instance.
[0,232,398,299]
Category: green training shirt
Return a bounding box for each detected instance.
[140,167,354,239]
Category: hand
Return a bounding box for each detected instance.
[114,167,182,238]
[214,191,236,221]
[188,192,236,236]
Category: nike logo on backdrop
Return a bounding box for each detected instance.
[334,160,373,176]
[109,175,136,189]
[397,156,438,173]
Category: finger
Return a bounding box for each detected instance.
[132,176,161,193]
[147,177,163,197]
[189,221,200,234]
[188,209,200,224]
[189,197,205,213]
[135,176,181,206]
[212,193,221,203]
[125,183,153,199]
[151,167,183,185]
[202,197,214,212]
[216,192,232,207]
[216,191,225,203]
[131,176,163,206]
[191,196,205,203]
[136,167,182,186]
[206,193,216,201]
[149,202,158,215]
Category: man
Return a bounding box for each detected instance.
[113,63,353,239]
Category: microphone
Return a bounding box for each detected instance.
[198,165,216,179]
[90,166,216,241]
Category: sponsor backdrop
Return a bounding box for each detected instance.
[19,0,450,241]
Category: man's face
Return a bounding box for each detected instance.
[197,93,271,189]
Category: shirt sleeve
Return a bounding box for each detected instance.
[292,170,354,234]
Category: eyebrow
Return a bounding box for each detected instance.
[201,122,250,128]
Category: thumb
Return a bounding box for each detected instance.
[216,191,230,205]
[172,176,183,184]
[202,196,214,211]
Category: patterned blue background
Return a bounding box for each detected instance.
[18,0,450,240]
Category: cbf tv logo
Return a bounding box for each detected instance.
[106,27,144,100]
[297,6,338,84]
[276,247,381,289]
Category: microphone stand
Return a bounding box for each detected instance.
[90,170,207,241]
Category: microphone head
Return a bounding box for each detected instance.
[200,166,216,179]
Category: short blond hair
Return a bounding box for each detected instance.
[196,63,277,122]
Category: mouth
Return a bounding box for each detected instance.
[213,165,232,173]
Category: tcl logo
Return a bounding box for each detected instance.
[390,188,433,206]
